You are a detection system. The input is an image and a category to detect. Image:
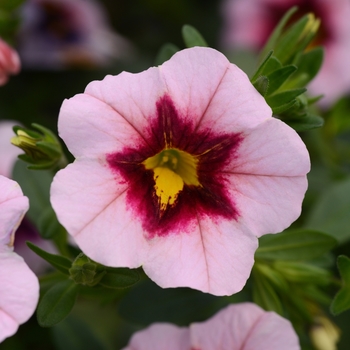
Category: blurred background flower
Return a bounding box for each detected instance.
[221,0,350,106]
[17,0,133,69]
[0,38,21,86]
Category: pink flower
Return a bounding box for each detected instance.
[0,120,55,274]
[17,0,132,69]
[123,303,300,350]
[221,0,350,106]
[0,38,20,86]
[50,47,310,296]
[0,175,39,343]
[0,121,22,178]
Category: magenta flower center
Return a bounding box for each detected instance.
[107,94,243,238]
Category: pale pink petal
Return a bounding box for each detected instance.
[84,68,166,139]
[0,121,21,178]
[0,251,39,343]
[143,218,257,296]
[122,324,190,350]
[229,118,310,176]
[58,93,148,159]
[0,176,29,247]
[160,48,271,132]
[190,303,300,350]
[51,161,149,267]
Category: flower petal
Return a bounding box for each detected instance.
[160,47,271,132]
[229,118,310,176]
[84,67,167,142]
[51,160,149,267]
[122,324,190,350]
[0,251,39,343]
[190,303,300,350]
[0,176,29,247]
[143,217,258,296]
[58,93,147,159]
[0,121,21,178]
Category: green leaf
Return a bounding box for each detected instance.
[331,256,350,315]
[266,88,306,109]
[252,268,283,315]
[266,65,297,95]
[260,56,283,76]
[284,113,324,131]
[286,47,324,88]
[37,206,63,239]
[305,177,350,243]
[119,279,227,326]
[27,242,71,275]
[52,315,107,350]
[260,6,298,61]
[253,75,269,96]
[251,50,273,82]
[256,229,337,261]
[274,15,310,64]
[273,261,332,285]
[98,267,140,289]
[0,0,25,11]
[12,160,53,225]
[182,24,208,48]
[155,43,179,66]
[37,280,79,327]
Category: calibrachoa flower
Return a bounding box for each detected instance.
[0,175,39,343]
[0,38,20,86]
[51,47,310,296]
[221,0,350,106]
[0,120,55,274]
[17,0,132,69]
[123,302,300,350]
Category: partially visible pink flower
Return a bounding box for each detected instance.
[221,0,350,106]
[0,120,56,274]
[17,0,132,69]
[0,175,39,343]
[123,303,300,350]
[51,47,310,296]
[0,121,22,178]
[0,38,21,86]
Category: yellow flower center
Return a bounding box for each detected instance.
[143,148,200,211]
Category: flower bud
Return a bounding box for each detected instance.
[310,316,340,350]
[11,123,66,170]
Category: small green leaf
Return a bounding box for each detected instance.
[266,65,297,95]
[260,56,283,76]
[260,6,298,61]
[331,255,350,315]
[274,15,310,64]
[285,113,324,131]
[37,206,63,239]
[119,279,226,326]
[12,160,53,225]
[252,269,283,315]
[273,261,332,285]
[305,177,350,243]
[37,280,79,327]
[251,50,273,82]
[155,43,179,65]
[266,88,306,109]
[256,229,337,261]
[253,75,269,96]
[99,267,140,289]
[286,47,324,88]
[182,24,208,48]
[27,242,71,275]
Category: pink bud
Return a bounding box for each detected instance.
[0,38,21,86]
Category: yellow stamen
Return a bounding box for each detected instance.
[143,148,200,211]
